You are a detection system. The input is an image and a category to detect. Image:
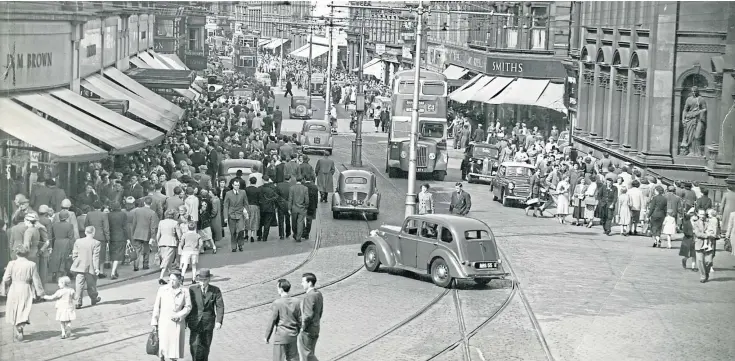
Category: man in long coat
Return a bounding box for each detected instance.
[224,181,250,252]
[314,155,335,203]
[84,201,110,277]
[296,155,315,184]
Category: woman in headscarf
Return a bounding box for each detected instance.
[1,245,45,341]
[48,210,76,282]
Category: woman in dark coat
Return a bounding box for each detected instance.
[648,185,669,248]
[679,210,697,271]
[107,201,129,280]
[0,219,9,273]
[48,210,76,281]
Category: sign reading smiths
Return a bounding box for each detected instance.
[1,33,72,91]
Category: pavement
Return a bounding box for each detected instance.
[3,131,734,361]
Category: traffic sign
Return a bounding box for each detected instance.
[376,43,385,55]
[402,46,412,60]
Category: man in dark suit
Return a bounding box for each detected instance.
[224,180,250,251]
[276,177,292,240]
[265,279,301,361]
[260,175,279,242]
[449,183,472,216]
[84,201,110,278]
[124,175,145,200]
[130,197,159,272]
[275,155,287,183]
[187,269,224,361]
[303,176,319,241]
[288,178,309,243]
[31,179,54,211]
[228,170,247,191]
[299,272,323,361]
[599,178,619,236]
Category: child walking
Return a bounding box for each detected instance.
[662,209,677,249]
[42,276,76,339]
[179,222,202,284]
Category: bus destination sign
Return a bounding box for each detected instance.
[402,99,436,113]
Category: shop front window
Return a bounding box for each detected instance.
[157,19,174,38]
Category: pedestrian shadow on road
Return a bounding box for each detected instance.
[708,276,735,282]
[22,327,106,342]
[373,268,511,291]
[210,277,231,282]
[99,297,144,306]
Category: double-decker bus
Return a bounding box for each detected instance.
[385,70,449,181]
[234,33,258,77]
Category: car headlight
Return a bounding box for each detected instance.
[429,153,436,160]
[508,182,515,190]
[474,159,482,165]
[400,151,407,159]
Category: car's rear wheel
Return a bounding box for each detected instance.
[326,150,333,156]
[332,211,339,219]
[430,258,453,288]
[364,244,381,272]
[433,171,446,181]
[467,176,475,184]
[501,189,509,207]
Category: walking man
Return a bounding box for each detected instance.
[449,183,472,216]
[299,272,323,361]
[288,178,309,243]
[277,177,292,240]
[187,269,224,361]
[71,226,102,309]
[224,180,250,252]
[84,201,110,278]
[314,155,335,203]
[273,106,283,136]
[599,178,618,236]
[284,80,293,98]
[131,197,159,272]
[303,176,319,241]
[259,175,279,242]
[265,279,301,361]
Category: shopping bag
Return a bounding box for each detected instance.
[124,243,137,265]
[724,238,732,253]
[146,328,159,355]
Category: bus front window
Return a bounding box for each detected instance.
[421,123,444,138]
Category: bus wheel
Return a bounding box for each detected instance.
[388,167,400,178]
[433,171,446,181]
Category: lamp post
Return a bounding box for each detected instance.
[405,0,425,218]
[278,26,285,88]
[308,25,313,105]
[351,8,367,167]
[323,6,334,128]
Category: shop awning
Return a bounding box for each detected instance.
[130,57,151,69]
[291,44,329,59]
[137,52,171,70]
[14,93,145,154]
[258,38,273,47]
[449,74,482,99]
[450,75,494,104]
[362,59,384,79]
[157,53,188,71]
[471,76,514,103]
[289,44,310,57]
[0,98,107,162]
[49,88,164,145]
[532,82,567,114]
[104,67,185,119]
[443,65,469,80]
[352,58,381,72]
[148,51,179,70]
[174,88,199,100]
[81,75,176,133]
[487,78,550,106]
[264,38,288,50]
[125,68,196,90]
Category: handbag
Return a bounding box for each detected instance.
[124,243,137,265]
[146,328,159,355]
[584,197,598,207]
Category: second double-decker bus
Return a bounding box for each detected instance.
[385,70,449,181]
[234,33,258,77]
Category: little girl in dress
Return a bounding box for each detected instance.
[662,209,677,249]
[43,276,77,339]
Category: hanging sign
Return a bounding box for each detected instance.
[402,46,412,60]
[376,43,386,55]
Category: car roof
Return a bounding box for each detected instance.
[305,120,329,126]
[341,169,372,178]
[408,214,490,230]
[500,161,535,168]
[221,159,263,167]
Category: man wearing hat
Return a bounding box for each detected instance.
[196,165,213,190]
[53,199,79,239]
[187,268,224,361]
[11,194,31,226]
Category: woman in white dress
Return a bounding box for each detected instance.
[617,186,632,236]
[151,270,192,361]
[555,176,571,224]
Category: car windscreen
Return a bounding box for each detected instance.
[472,146,499,158]
[227,167,252,175]
[345,177,367,185]
[465,230,493,240]
[308,125,328,132]
[507,166,534,177]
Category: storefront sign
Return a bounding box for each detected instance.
[154,39,177,53]
[185,55,207,70]
[376,43,385,55]
[80,22,102,78]
[0,31,72,91]
[445,46,485,73]
[485,56,567,79]
[188,16,206,26]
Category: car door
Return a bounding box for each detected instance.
[398,219,419,268]
[416,221,440,270]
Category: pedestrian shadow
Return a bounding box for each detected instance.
[99,297,144,306]
[71,329,109,339]
[23,327,89,342]
[708,277,735,282]
[210,277,231,282]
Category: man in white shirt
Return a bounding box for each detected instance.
[627,180,645,235]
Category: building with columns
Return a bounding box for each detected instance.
[567,1,735,197]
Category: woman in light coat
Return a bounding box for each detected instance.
[1,245,45,341]
[583,177,598,227]
[617,186,632,235]
[151,270,191,361]
[554,176,571,224]
[417,184,435,215]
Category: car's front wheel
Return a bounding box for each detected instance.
[430,258,453,288]
[332,211,339,219]
[364,244,381,272]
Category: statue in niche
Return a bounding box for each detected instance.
[680,86,707,156]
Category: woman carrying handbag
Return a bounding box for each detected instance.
[150,270,191,360]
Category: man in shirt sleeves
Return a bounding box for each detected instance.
[265,279,301,361]
[187,269,224,361]
[298,272,323,361]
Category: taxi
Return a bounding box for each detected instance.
[332,170,380,220]
[464,142,501,184]
[490,161,535,207]
[358,214,508,288]
[299,120,333,155]
[289,96,313,119]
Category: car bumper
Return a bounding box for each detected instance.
[502,194,528,201]
[332,205,378,213]
[461,266,510,279]
[303,145,332,152]
[468,173,494,181]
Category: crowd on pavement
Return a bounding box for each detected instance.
[458,120,735,283]
[1,50,337,353]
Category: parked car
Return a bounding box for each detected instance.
[299,120,333,155]
[358,214,509,288]
[289,96,313,119]
[464,142,501,184]
[489,162,535,207]
[332,170,380,220]
[219,159,264,186]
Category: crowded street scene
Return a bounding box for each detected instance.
[1,1,734,361]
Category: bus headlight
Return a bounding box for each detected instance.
[508,182,515,190]
[429,153,436,160]
[400,151,407,159]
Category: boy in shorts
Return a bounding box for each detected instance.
[179,222,202,284]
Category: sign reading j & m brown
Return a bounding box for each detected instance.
[1,33,72,91]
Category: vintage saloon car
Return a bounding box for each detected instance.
[332,170,380,220]
[359,214,508,288]
[219,159,264,187]
[464,142,501,184]
[289,96,313,119]
[299,120,334,155]
[490,162,535,207]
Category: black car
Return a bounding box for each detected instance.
[463,142,501,184]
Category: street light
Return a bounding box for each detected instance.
[323,6,335,128]
[404,0,425,218]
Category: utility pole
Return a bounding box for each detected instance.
[308,25,313,105]
[405,0,425,218]
[324,1,334,129]
[351,7,366,167]
[278,25,284,89]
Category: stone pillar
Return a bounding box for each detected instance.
[718,98,735,173]
[640,2,677,161]
[606,67,623,146]
[623,70,640,153]
[635,75,647,153]
[575,62,589,135]
[588,65,600,138]
[594,67,610,138]
[620,69,632,152]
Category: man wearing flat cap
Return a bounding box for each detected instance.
[187,268,224,361]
